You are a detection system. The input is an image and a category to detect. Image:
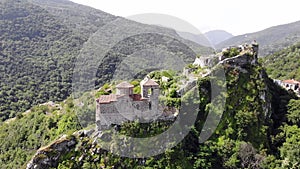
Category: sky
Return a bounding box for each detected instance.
[70,0,300,36]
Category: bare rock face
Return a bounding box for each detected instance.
[26,135,77,169]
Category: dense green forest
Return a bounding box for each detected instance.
[0,0,211,121]
[0,99,82,168]
[262,41,300,80]
[0,0,85,120]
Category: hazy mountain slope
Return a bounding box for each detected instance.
[31,0,212,55]
[176,30,234,48]
[30,0,118,37]
[262,41,300,80]
[217,20,300,56]
[204,30,233,46]
[0,0,213,121]
[177,31,212,47]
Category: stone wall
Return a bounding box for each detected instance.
[193,56,218,68]
[177,80,197,96]
[221,54,251,67]
[96,93,163,127]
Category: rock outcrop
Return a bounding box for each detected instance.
[26,134,77,169]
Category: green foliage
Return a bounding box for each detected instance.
[221,64,269,148]
[263,42,300,80]
[168,88,177,98]
[287,99,300,125]
[0,0,85,121]
[0,100,81,169]
[273,99,300,168]
[222,47,240,58]
[95,83,111,98]
[119,120,174,138]
[260,155,282,169]
[76,92,97,127]
[131,80,141,94]
[280,125,300,168]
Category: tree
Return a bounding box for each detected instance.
[287,99,300,125]
[280,125,300,168]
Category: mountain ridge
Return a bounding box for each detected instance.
[204,30,234,47]
[217,20,300,56]
[176,30,234,48]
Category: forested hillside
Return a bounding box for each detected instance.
[0,0,212,121]
[0,98,83,168]
[0,0,85,120]
[30,0,118,37]
[262,41,300,80]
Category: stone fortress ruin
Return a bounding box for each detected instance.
[96,41,261,130]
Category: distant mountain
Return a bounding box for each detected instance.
[176,30,233,48]
[176,31,212,47]
[217,20,300,56]
[204,30,233,47]
[0,0,213,121]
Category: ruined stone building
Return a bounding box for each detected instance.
[193,57,213,68]
[96,77,161,129]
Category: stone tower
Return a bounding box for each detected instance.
[251,40,259,58]
[116,81,134,95]
[140,76,160,111]
[140,76,159,98]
